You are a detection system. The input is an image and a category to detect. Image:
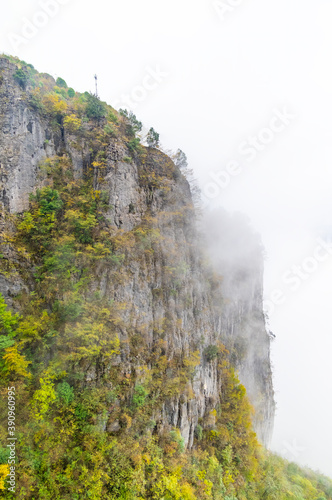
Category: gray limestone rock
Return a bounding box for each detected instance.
[0,57,275,450]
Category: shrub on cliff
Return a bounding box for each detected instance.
[85,92,106,120]
[13,68,28,89]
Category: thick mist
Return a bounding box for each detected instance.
[198,208,275,446]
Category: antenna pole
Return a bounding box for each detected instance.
[94,74,98,97]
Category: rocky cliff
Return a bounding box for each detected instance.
[0,54,274,451]
[202,210,275,445]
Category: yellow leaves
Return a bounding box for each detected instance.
[38,156,73,184]
[208,430,220,441]
[61,299,122,363]
[216,341,228,357]
[77,466,109,500]
[142,453,151,465]
[131,451,142,467]
[217,426,230,444]
[63,114,81,133]
[202,479,213,496]
[65,209,97,228]
[3,345,31,379]
[138,170,166,191]
[83,242,111,263]
[180,482,197,500]
[53,411,78,438]
[91,190,102,201]
[17,310,51,343]
[92,160,107,169]
[120,413,132,430]
[155,354,168,372]
[110,229,136,253]
[196,470,213,497]
[291,475,318,499]
[42,93,67,116]
[18,212,35,234]
[183,350,201,371]
[0,464,9,490]
[153,465,199,500]
[223,470,235,487]
[31,373,56,421]
[197,470,207,481]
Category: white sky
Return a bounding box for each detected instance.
[1,0,332,477]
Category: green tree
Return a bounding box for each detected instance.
[132,384,148,409]
[204,345,219,362]
[85,92,106,120]
[146,127,160,148]
[128,137,141,154]
[120,109,142,136]
[56,77,67,88]
[57,381,74,405]
[174,149,188,170]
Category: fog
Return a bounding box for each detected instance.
[1,0,332,476]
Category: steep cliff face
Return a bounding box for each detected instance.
[0,58,58,213]
[202,211,275,445]
[0,55,274,450]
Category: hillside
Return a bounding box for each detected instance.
[0,54,331,499]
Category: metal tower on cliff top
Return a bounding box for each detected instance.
[94,74,98,98]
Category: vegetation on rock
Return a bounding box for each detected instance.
[0,54,331,499]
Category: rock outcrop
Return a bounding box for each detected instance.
[0,56,274,448]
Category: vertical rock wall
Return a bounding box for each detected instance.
[0,57,275,447]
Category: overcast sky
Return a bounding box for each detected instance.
[1,0,332,477]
